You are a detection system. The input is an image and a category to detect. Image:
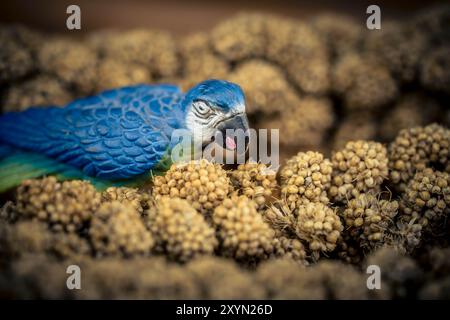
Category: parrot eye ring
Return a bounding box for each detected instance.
[193,100,214,117]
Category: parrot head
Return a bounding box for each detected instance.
[183,79,250,151]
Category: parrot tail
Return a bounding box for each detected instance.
[0,143,115,192]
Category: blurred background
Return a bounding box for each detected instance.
[0,0,446,35]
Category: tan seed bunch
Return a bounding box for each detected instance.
[179,33,229,90]
[389,124,450,191]
[263,201,297,233]
[0,220,91,260]
[364,22,427,83]
[335,233,364,265]
[330,140,389,203]
[420,46,450,95]
[227,60,296,114]
[294,202,343,259]
[50,231,92,260]
[89,201,154,257]
[265,18,330,94]
[229,162,277,210]
[0,220,50,258]
[0,28,34,84]
[332,52,398,111]
[95,58,151,92]
[101,187,149,214]
[211,13,267,62]
[280,151,333,210]
[94,29,179,78]
[342,193,399,250]
[15,177,101,232]
[152,159,232,214]
[271,236,307,264]
[385,219,423,254]
[333,114,377,150]
[3,75,72,112]
[400,168,450,229]
[311,13,363,59]
[380,94,441,142]
[144,197,217,262]
[37,38,98,94]
[187,257,266,299]
[213,196,275,260]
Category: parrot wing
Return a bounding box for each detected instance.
[0,84,183,185]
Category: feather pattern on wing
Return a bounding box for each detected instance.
[0,84,185,179]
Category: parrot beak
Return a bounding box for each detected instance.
[216,113,250,152]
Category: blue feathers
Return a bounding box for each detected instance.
[182,79,245,112]
[0,84,184,180]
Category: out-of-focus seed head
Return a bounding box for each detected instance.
[364,21,427,83]
[380,94,441,142]
[213,195,275,260]
[311,13,364,59]
[0,28,34,84]
[180,33,229,90]
[89,201,154,257]
[211,13,267,62]
[265,17,330,94]
[420,46,450,94]
[227,60,295,114]
[144,197,217,262]
[95,29,179,78]
[332,52,398,111]
[333,114,377,150]
[37,38,98,95]
[3,75,72,112]
[96,58,151,92]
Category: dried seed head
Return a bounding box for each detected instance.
[400,168,450,232]
[3,75,72,112]
[332,52,398,110]
[330,140,388,203]
[230,162,277,210]
[102,187,149,214]
[388,124,450,191]
[89,201,154,257]
[342,193,399,251]
[213,195,275,260]
[294,202,343,260]
[211,13,267,62]
[144,197,217,262]
[15,177,101,232]
[281,151,333,210]
[152,159,232,214]
[38,38,98,94]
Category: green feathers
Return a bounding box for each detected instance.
[0,148,174,193]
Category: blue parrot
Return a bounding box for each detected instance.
[0,79,249,191]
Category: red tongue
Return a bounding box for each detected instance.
[225,136,236,150]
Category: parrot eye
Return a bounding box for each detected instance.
[193,101,213,117]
